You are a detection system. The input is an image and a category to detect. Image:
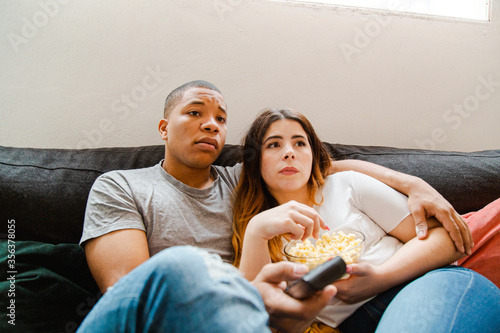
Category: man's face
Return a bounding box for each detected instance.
[160,87,227,170]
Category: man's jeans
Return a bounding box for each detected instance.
[77,246,270,333]
[78,246,500,333]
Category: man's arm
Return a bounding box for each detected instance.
[81,173,152,293]
[332,159,473,254]
[251,262,336,333]
[84,229,150,293]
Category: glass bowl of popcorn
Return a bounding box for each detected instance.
[283,229,365,270]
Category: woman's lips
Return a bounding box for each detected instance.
[279,166,299,175]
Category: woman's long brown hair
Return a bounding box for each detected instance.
[232,108,332,267]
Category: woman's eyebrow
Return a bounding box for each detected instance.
[263,135,282,144]
[263,134,306,144]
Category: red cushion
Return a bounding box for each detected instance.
[458,198,500,288]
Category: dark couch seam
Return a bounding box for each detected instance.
[0,161,105,174]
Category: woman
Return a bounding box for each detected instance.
[232,108,500,332]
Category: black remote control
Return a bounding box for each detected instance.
[285,256,346,300]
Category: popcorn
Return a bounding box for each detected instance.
[287,230,363,265]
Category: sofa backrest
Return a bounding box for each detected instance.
[1,144,499,244]
[324,143,500,215]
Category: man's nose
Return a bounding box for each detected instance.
[201,117,219,133]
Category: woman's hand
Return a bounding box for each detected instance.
[333,263,387,304]
[246,200,328,241]
[240,201,327,281]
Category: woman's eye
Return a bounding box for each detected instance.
[217,116,227,124]
[295,141,307,147]
[266,142,280,149]
[188,111,200,116]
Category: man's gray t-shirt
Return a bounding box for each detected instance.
[80,162,242,263]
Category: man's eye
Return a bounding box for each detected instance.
[188,111,200,116]
[218,116,227,124]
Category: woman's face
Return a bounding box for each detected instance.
[260,119,313,204]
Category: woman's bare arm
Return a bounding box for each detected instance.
[334,215,465,304]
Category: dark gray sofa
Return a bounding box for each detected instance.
[1,143,499,332]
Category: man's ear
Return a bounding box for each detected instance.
[158,118,168,141]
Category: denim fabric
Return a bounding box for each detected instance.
[376,266,500,333]
[340,266,500,333]
[77,246,270,333]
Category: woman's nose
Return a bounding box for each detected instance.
[284,146,295,160]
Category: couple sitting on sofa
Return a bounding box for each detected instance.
[77,80,500,332]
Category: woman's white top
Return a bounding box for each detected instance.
[312,171,411,327]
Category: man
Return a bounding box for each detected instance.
[78,80,472,332]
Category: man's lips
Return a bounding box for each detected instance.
[279,166,299,175]
[195,138,219,150]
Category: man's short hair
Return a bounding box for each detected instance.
[163,80,222,118]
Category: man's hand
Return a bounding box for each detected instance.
[407,177,473,255]
[251,262,336,333]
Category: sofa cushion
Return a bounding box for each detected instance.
[0,240,100,333]
[0,145,165,244]
[458,198,500,288]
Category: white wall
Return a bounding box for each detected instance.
[1,0,499,151]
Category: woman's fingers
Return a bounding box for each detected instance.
[254,201,329,241]
[285,201,326,240]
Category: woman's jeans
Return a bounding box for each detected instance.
[77,246,270,333]
[78,246,500,333]
[340,266,500,333]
